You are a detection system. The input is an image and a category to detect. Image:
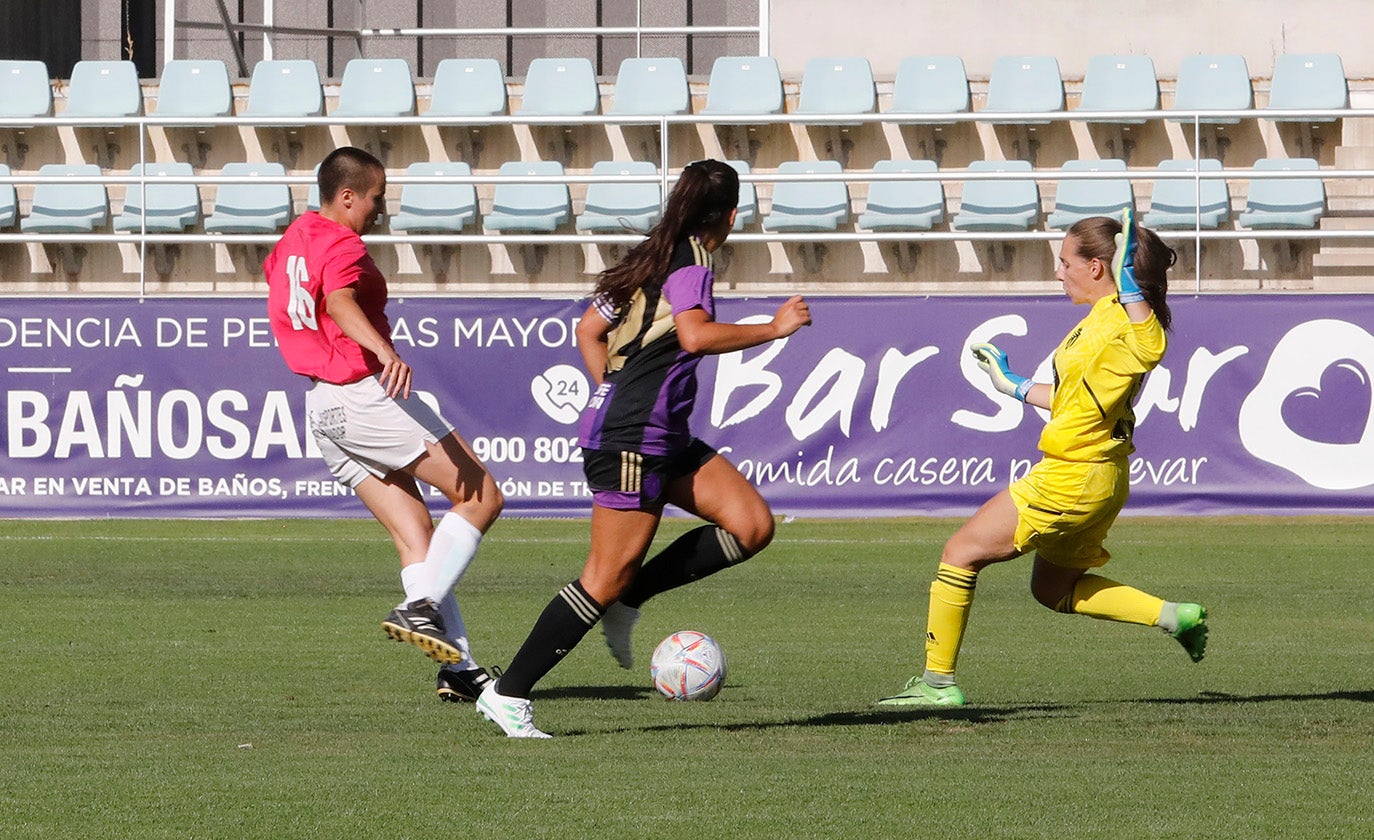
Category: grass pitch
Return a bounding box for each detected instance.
[2,516,1372,838]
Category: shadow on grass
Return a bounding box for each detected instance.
[554,703,1076,736]
[1133,689,1374,705]
[536,684,659,701]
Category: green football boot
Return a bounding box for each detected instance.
[876,676,966,707]
[1171,603,1209,663]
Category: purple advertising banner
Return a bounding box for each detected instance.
[2,295,1373,517]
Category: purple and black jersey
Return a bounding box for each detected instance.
[578,236,716,455]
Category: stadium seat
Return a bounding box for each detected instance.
[517,58,599,116]
[762,161,850,232]
[1141,159,1231,228]
[333,58,416,117]
[1237,158,1325,229]
[245,60,324,117]
[726,160,757,230]
[485,161,571,232]
[856,159,945,231]
[0,60,54,119]
[610,57,689,115]
[795,57,876,116]
[1077,55,1159,124]
[702,56,784,116]
[113,162,201,232]
[888,55,970,119]
[154,60,233,121]
[1266,54,1347,122]
[951,160,1040,230]
[204,162,292,233]
[63,60,143,119]
[20,164,108,232]
[576,161,662,233]
[0,164,17,228]
[1046,159,1134,229]
[388,162,478,233]
[1170,55,1252,125]
[983,56,1064,123]
[427,59,507,117]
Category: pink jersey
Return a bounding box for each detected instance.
[264,212,390,384]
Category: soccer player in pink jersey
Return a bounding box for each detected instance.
[264,146,502,703]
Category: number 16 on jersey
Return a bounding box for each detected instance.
[284,254,318,331]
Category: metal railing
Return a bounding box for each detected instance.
[1,105,1370,296]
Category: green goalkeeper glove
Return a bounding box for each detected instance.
[1112,207,1145,304]
[970,342,1033,401]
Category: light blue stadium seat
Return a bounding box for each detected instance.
[245,60,324,117]
[63,60,143,119]
[427,59,508,117]
[114,163,201,233]
[702,56,784,116]
[1170,55,1252,125]
[518,58,599,116]
[1078,55,1158,124]
[856,159,944,231]
[1267,54,1347,122]
[0,60,54,119]
[0,164,17,228]
[611,57,689,115]
[485,161,571,232]
[951,160,1040,230]
[334,58,416,117]
[20,164,108,232]
[576,161,662,233]
[762,161,850,232]
[205,162,292,233]
[983,56,1063,123]
[889,56,970,121]
[1238,158,1325,229]
[306,163,323,212]
[1141,159,1231,228]
[1046,159,1134,229]
[154,60,232,121]
[389,162,478,233]
[726,160,757,230]
[796,57,876,116]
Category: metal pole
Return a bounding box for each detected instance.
[758,0,769,56]
[163,0,177,65]
[263,0,275,60]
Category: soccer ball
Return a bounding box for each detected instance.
[650,630,726,701]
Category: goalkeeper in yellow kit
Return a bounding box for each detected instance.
[879,209,1208,707]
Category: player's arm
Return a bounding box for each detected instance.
[325,286,412,398]
[575,302,612,386]
[675,295,811,355]
[1112,207,1154,324]
[970,343,1052,409]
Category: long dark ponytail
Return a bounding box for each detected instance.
[593,159,739,310]
[1068,215,1177,331]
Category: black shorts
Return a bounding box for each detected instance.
[581,439,718,510]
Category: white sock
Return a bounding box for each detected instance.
[416,512,484,603]
[399,562,427,609]
[437,592,476,667]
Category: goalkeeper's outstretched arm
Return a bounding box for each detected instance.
[970,343,1052,409]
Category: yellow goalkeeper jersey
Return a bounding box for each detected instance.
[1038,295,1167,462]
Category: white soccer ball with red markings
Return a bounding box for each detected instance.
[651,631,726,701]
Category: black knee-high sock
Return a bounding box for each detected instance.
[619,525,749,609]
[497,580,604,699]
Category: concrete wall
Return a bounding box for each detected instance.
[769,0,1374,79]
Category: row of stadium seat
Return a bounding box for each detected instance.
[0,52,1350,122]
[0,157,1325,237]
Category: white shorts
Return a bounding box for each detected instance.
[306,374,455,488]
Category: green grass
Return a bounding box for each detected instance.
[2,516,1373,838]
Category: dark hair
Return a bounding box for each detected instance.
[1067,215,1176,331]
[593,159,739,309]
[318,146,385,204]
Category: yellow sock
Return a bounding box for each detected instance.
[1056,573,1164,627]
[924,563,978,676]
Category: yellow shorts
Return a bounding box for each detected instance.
[1008,457,1128,569]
